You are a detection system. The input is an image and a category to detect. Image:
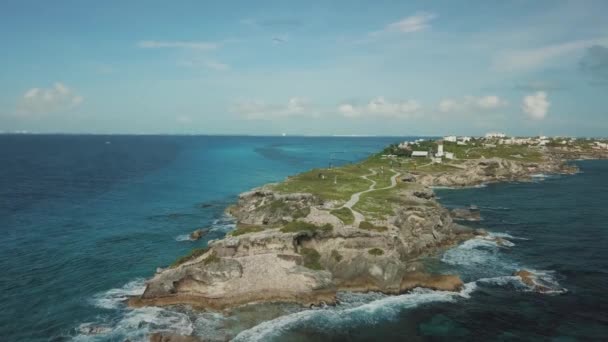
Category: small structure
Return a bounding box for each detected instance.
[443,136,457,142]
[445,152,455,160]
[412,151,429,157]
[485,132,506,139]
[484,143,497,148]
[457,141,467,146]
[431,157,442,164]
[435,141,444,157]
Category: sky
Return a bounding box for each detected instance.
[0,0,607,136]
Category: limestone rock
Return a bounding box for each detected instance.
[189,229,206,241]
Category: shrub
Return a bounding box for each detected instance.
[359,221,388,232]
[230,224,267,236]
[330,207,355,225]
[300,247,323,270]
[281,221,333,233]
[171,247,209,267]
[292,207,311,219]
[331,249,343,262]
[368,248,384,256]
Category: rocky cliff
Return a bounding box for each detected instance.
[131,183,474,311]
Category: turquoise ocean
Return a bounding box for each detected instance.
[1,135,607,341]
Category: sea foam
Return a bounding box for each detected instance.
[91,278,146,309]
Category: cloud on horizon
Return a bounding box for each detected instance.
[522,91,550,120]
[16,83,83,116]
[232,97,313,120]
[438,95,507,113]
[339,97,422,119]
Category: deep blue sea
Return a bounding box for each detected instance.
[1,135,607,341]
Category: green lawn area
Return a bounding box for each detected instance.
[330,207,355,225]
[272,154,396,202]
[353,183,407,220]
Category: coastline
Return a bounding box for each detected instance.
[131,143,607,317]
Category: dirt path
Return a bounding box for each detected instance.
[342,169,401,226]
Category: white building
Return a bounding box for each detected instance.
[431,157,442,164]
[485,132,506,139]
[460,136,472,143]
[436,142,444,157]
[457,141,467,146]
[412,151,429,157]
[443,136,457,142]
[445,152,455,160]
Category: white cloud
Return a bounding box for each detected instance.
[386,12,437,33]
[493,37,608,71]
[204,60,230,71]
[522,91,549,120]
[17,82,83,116]
[438,95,507,113]
[232,97,311,120]
[137,40,217,50]
[177,58,230,71]
[339,97,421,119]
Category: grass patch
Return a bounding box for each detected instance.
[358,221,388,232]
[292,207,311,219]
[331,249,343,262]
[171,247,209,267]
[203,251,220,265]
[281,221,333,233]
[353,185,404,221]
[272,154,398,202]
[230,223,268,236]
[368,248,384,256]
[300,247,323,270]
[330,207,355,225]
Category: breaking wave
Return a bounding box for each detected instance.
[233,285,478,342]
[91,278,146,310]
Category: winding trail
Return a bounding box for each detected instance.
[342,168,401,226]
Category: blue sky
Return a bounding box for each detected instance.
[1,0,607,136]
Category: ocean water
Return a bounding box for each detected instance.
[1,135,607,341]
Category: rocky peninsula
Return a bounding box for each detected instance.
[130,137,608,316]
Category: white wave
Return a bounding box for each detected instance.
[478,206,510,210]
[175,234,191,242]
[517,269,568,295]
[233,285,476,342]
[488,232,529,241]
[73,306,194,342]
[210,215,236,233]
[91,278,146,309]
[431,183,488,190]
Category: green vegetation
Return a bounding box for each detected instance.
[272,154,397,202]
[331,249,343,262]
[292,206,311,219]
[353,185,406,221]
[330,207,355,225]
[358,220,388,232]
[203,251,220,265]
[300,247,323,270]
[265,200,310,219]
[368,248,384,256]
[230,223,268,236]
[280,221,333,233]
[171,247,209,267]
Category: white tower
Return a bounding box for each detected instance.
[436,142,444,157]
